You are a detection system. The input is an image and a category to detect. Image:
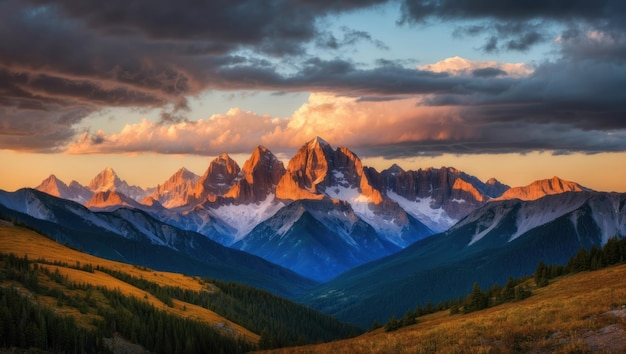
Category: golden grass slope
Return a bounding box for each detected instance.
[0,224,260,343]
[261,265,626,353]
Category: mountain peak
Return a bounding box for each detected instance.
[148,167,199,208]
[193,154,241,200]
[87,167,146,201]
[35,175,93,204]
[276,137,336,200]
[89,167,121,191]
[216,153,234,164]
[36,174,67,194]
[222,146,285,205]
[497,176,589,201]
[382,164,405,176]
[486,177,499,185]
[172,167,197,180]
[308,136,331,149]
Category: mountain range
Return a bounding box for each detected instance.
[2,136,623,327]
[33,137,510,280]
[301,190,626,326]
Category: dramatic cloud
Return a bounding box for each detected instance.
[68,92,626,158]
[67,108,289,155]
[402,0,626,53]
[1,0,625,157]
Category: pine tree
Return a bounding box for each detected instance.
[534,261,549,287]
[384,315,401,332]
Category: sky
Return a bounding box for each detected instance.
[1,0,626,192]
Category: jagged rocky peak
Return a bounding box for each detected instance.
[68,181,84,189]
[193,153,241,199]
[170,167,198,183]
[87,167,146,201]
[35,174,93,204]
[308,136,332,150]
[88,167,120,191]
[482,177,510,198]
[276,137,382,203]
[497,176,590,201]
[36,174,67,195]
[276,137,335,200]
[383,164,405,176]
[223,146,286,204]
[148,167,200,208]
[242,146,285,183]
[332,146,384,204]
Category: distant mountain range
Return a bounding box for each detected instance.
[2,137,625,327]
[32,137,512,280]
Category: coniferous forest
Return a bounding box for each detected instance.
[0,251,360,353]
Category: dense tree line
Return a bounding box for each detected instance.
[535,236,626,286]
[0,286,104,353]
[378,275,533,332]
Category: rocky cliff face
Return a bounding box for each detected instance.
[366,166,509,231]
[223,146,286,204]
[193,154,241,202]
[276,137,334,200]
[88,167,146,201]
[276,137,383,204]
[147,167,199,208]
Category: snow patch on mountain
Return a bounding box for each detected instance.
[468,210,506,246]
[0,190,55,221]
[587,194,626,244]
[387,190,456,232]
[306,205,361,248]
[208,194,285,242]
[325,185,403,242]
[509,193,589,242]
[276,207,304,236]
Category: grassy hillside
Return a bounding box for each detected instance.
[0,223,361,353]
[261,263,626,353]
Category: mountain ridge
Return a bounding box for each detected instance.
[28,137,604,283]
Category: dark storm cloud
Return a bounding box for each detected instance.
[401,0,626,53]
[399,0,623,23]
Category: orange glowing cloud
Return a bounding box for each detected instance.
[67,93,476,155]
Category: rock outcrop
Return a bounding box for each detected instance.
[147,167,199,208]
[223,146,285,204]
[192,154,241,202]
